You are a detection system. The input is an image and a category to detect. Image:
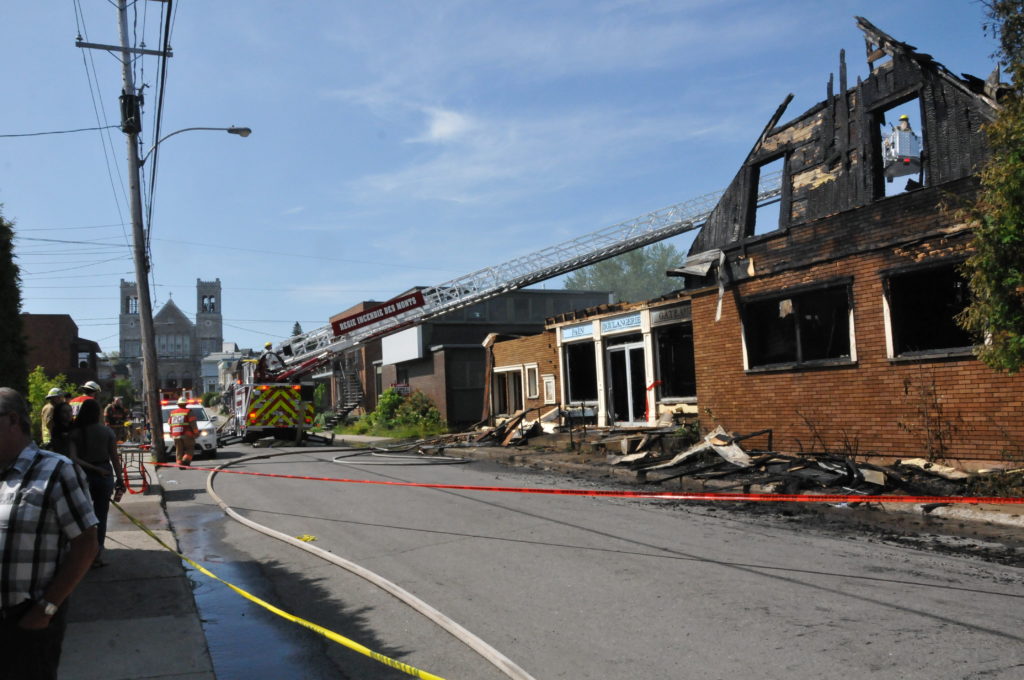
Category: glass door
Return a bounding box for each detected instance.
[606,341,646,424]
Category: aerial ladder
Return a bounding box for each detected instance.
[274,171,783,385]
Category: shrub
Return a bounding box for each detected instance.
[339,388,447,438]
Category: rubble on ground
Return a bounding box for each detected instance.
[456,417,1024,499]
[608,425,1023,498]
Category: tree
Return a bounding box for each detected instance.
[112,377,138,407]
[0,208,27,393]
[292,321,303,336]
[563,242,684,303]
[958,1,1024,373]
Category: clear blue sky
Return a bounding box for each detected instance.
[2,1,1000,354]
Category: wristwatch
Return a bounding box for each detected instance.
[38,599,58,616]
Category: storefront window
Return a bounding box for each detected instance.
[656,324,696,397]
[564,342,597,402]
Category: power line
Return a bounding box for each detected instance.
[222,321,279,337]
[0,125,121,138]
[20,271,135,280]
[23,255,132,275]
[20,297,116,301]
[147,237,455,271]
[13,222,127,231]
[73,0,132,251]
[14,235,130,247]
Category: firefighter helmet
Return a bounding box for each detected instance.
[46,387,64,399]
[177,396,188,406]
[83,380,101,393]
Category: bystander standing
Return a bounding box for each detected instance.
[69,399,124,568]
[0,386,99,680]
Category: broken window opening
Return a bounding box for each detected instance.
[564,342,598,403]
[885,263,972,356]
[656,323,696,398]
[875,97,925,198]
[744,285,851,368]
[751,155,786,236]
[493,369,524,416]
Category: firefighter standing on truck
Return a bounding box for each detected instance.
[168,396,198,466]
[255,341,285,381]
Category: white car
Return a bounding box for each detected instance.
[162,404,217,458]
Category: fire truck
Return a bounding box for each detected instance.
[219,358,332,446]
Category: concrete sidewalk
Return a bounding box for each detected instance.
[60,463,214,680]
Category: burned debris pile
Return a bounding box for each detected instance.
[610,426,1023,498]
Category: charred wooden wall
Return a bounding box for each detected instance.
[688,20,997,257]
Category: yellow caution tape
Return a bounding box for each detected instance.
[296,534,317,542]
[112,502,447,680]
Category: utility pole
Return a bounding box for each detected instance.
[79,0,170,462]
[117,1,167,462]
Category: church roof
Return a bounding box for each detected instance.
[153,298,193,328]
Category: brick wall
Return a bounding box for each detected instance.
[493,332,560,414]
[692,188,1024,467]
[22,314,78,376]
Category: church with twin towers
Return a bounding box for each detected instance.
[119,278,224,394]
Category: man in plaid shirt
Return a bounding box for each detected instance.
[0,387,99,679]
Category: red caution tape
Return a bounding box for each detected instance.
[155,463,1024,506]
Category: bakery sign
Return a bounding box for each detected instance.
[600,313,641,334]
[650,303,691,327]
[561,323,594,341]
[331,292,426,336]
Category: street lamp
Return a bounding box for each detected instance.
[140,126,252,165]
[124,124,251,462]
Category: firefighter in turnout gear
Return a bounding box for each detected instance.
[104,396,128,442]
[255,341,285,382]
[168,396,198,466]
[69,380,102,418]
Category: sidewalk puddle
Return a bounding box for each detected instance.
[170,503,340,679]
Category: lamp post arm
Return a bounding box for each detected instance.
[140,126,251,165]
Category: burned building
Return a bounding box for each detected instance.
[672,18,1020,466]
[541,295,697,428]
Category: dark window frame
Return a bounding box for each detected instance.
[655,323,696,399]
[882,260,974,359]
[747,153,789,237]
[564,341,598,403]
[742,279,854,371]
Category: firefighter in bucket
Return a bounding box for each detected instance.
[168,396,199,466]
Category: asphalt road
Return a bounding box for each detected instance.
[159,445,1024,680]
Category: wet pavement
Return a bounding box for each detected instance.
[59,438,1024,680]
[61,463,214,680]
[163,485,340,680]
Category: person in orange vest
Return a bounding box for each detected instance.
[167,396,198,466]
[69,380,102,418]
